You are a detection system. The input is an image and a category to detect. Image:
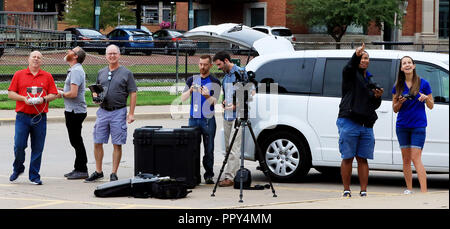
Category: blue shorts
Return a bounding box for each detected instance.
[396,127,426,149]
[336,118,375,160]
[93,107,128,145]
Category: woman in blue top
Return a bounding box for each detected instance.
[392,56,434,194]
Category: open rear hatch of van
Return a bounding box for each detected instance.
[184,23,294,56]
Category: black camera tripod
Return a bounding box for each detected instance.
[211,116,277,203]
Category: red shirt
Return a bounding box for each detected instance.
[8,68,58,114]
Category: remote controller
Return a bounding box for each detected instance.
[28,97,42,104]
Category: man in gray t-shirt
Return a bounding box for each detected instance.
[57,46,89,180]
[64,63,87,113]
[85,44,137,183]
[96,65,137,110]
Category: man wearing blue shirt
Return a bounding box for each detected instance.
[213,51,244,187]
[181,55,221,184]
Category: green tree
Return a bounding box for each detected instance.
[288,0,406,48]
[64,0,136,30]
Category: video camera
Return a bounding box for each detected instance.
[234,70,257,86]
[233,70,257,120]
[88,84,105,103]
[367,82,382,90]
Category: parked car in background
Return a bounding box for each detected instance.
[64,28,108,54]
[152,29,197,56]
[107,28,154,55]
[252,26,296,42]
[115,25,152,35]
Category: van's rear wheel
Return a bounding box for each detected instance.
[259,131,311,181]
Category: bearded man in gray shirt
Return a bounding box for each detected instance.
[85,44,137,182]
[57,46,89,180]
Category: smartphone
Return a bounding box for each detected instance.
[193,84,201,90]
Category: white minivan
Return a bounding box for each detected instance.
[185,24,449,181]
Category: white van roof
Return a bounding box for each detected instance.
[246,49,449,71]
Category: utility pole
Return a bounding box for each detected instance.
[136,0,142,29]
[94,0,100,30]
[188,0,193,30]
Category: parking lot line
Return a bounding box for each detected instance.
[276,186,400,196]
[0,196,194,209]
[20,201,67,209]
[116,204,138,209]
[0,174,65,180]
[276,186,342,193]
[0,184,15,187]
[220,197,346,209]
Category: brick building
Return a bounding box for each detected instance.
[176,0,449,43]
[1,0,447,43]
[1,0,65,18]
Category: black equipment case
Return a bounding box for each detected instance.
[133,126,201,188]
[94,173,192,199]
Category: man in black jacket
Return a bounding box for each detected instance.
[337,43,383,197]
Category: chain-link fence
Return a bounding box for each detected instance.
[0,39,448,110]
[0,40,256,109]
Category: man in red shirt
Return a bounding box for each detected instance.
[7,51,58,185]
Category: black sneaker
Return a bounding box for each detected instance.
[64,170,76,178]
[84,171,104,183]
[30,179,43,185]
[204,177,214,184]
[110,173,118,182]
[67,171,89,180]
[342,190,351,198]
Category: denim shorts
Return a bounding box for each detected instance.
[336,118,375,160]
[93,107,127,145]
[396,127,426,149]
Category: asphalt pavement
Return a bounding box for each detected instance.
[0,105,448,210]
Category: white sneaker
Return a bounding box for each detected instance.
[403,189,413,195]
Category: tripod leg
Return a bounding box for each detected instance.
[239,122,246,203]
[211,122,240,197]
[247,121,277,197]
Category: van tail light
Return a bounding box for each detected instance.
[292,37,296,42]
[171,38,182,42]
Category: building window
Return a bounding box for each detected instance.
[244,2,266,27]
[163,9,171,22]
[250,8,264,27]
[142,2,174,25]
[439,0,449,39]
[145,10,159,24]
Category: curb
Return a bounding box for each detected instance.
[0,112,193,126]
